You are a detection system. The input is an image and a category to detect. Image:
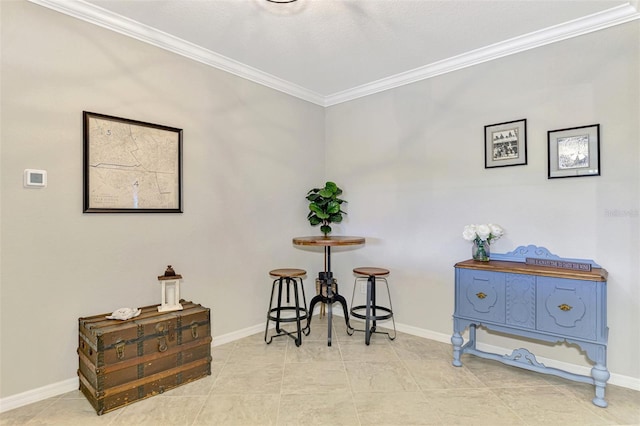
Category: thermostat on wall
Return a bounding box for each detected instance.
[24,169,47,188]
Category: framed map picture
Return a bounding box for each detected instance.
[548,124,600,179]
[83,111,183,213]
[484,119,527,168]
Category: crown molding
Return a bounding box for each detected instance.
[27,0,326,106]
[28,0,639,107]
[325,3,640,106]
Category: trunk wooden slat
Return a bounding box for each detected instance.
[77,300,211,415]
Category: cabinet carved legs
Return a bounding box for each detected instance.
[591,364,610,408]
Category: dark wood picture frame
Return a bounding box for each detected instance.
[548,124,600,179]
[83,111,183,213]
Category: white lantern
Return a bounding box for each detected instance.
[157,265,183,312]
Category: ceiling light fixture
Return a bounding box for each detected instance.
[266,0,297,3]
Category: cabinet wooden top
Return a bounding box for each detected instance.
[455,259,608,281]
[292,236,365,247]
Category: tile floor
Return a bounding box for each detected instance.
[1,315,639,425]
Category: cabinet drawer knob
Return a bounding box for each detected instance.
[476,292,487,299]
[558,303,573,311]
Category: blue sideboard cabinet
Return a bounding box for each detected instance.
[451,245,609,407]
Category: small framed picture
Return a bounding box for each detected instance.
[548,124,600,179]
[484,119,527,168]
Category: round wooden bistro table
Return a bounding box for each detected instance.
[292,235,365,346]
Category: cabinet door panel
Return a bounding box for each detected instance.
[537,277,596,340]
[457,269,505,323]
[506,273,536,329]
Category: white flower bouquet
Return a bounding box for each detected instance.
[462,223,504,261]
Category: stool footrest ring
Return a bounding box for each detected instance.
[350,305,393,321]
[267,306,309,322]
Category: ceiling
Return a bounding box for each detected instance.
[31,0,640,105]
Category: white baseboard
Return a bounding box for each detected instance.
[212,323,265,347]
[2,320,638,413]
[0,378,78,413]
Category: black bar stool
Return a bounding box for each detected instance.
[264,268,309,346]
[348,267,396,345]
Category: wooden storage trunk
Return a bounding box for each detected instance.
[78,300,211,415]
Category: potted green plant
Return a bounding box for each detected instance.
[306,181,347,236]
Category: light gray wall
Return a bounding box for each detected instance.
[1,0,639,401]
[325,21,639,381]
[0,1,324,397]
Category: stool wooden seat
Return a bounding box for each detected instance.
[265,268,309,346]
[348,267,396,345]
[270,268,306,278]
[353,267,390,277]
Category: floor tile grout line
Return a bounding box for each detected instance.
[550,382,616,424]
[20,393,63,425]
[483,386,534,426]
[340,331,364,426]
[188,356,221,426]
[275,340,288,426]
[187,395,207,426]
